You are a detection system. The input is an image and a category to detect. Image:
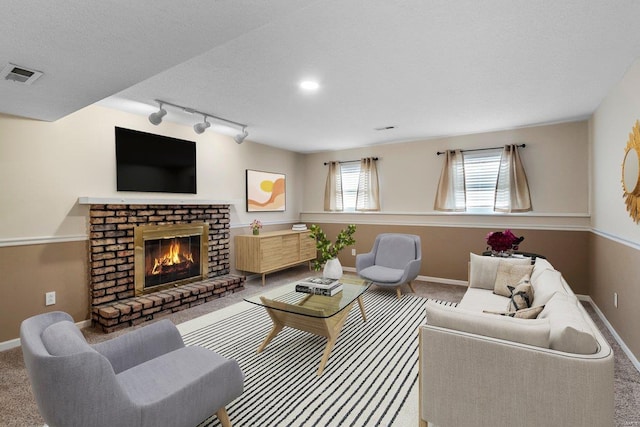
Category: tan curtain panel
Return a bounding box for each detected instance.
[434,149,466,211]
[356,157,380,211]
[494,144,532,212]
[324,161,344,211]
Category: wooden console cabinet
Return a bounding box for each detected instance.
[235,230,316,285]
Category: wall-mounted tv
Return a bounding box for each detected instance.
[115,127,196,194]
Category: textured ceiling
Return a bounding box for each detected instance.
[2,1,640,153]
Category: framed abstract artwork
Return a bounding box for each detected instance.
[246,169,286,212]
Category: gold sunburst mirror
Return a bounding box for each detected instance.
[622,120,640,223]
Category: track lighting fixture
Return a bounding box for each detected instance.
[148,102,167,125]
[234,127,249,144]
[193,116,211,134]
[148,99,248,139]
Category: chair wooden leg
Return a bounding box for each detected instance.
[396,287,402,299]
[216,407,232,427]
[408,280,416,293]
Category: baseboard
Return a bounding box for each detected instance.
[342,267,468,287]
[0,319,92,352]
[578,295,640,374]
[0,337,21,352]
[418,275,468,287]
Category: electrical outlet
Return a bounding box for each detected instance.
[351,248,356,256]
[614,292,618,308]
[45,291,56,306]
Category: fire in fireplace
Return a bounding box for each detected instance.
[134,223,209,295]
[145,236,200,287]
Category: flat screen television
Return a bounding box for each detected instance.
[115,127,197,194]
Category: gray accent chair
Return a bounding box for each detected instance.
[20,311,244,427]
[356,233,422,299]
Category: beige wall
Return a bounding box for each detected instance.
[310,223,589,295]
[0,106,304,240]
[301,120,589,220]
[589,57,640,360]
[589,234,640,358]
[0,241,88,342]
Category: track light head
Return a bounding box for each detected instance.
[148,103,167,125]
[234,128,249,144]
[193,116,211,134]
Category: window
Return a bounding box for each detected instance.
[463,149,502,213]
[324,158,380,212]
[340,161,360,212]
[435,145,531,213]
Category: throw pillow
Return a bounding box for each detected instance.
[484,305,545,319]
[493,262,534,297]
[468,253,531,290]
[506,282,534,311]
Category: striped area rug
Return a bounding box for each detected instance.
[183,292,456,427]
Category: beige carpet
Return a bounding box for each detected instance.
[1,265,638,426]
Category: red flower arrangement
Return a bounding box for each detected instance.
[486,229,524,253]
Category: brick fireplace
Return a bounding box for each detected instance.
[85,201,245,332]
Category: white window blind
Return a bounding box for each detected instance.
[340,161,361,212]
[462,149,502,212]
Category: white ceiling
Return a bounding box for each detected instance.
[2,0,640,153]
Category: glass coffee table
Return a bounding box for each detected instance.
[245,275,372,376]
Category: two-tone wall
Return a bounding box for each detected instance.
[590,58,640,361]
[300,120,591,286]
[0,105,304,343]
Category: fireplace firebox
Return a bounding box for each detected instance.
[134,223,209,295]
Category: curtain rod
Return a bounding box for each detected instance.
[436,144,525,155]
[323,157,378,165]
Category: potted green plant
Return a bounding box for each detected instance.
[308,224,356,279]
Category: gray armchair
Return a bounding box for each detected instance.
[356,233,422,299]
[20,311,243,427]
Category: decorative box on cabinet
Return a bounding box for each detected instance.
[235,230,316,285]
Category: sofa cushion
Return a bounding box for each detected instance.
[530,257,555,284]
[469,253,531,290]
[41,321,94,356]
[358,265,404,283]
[531,268,568,306]
[538,292,599,354]
[459,288,510,312]
[425,300,550,348]
[484,305,545,319]
[507,282,534,311]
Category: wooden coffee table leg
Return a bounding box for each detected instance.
[257,322,283,353]
[257,300,285,352]
[357,295,367,322]
[317,302,354,375]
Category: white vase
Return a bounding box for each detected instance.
[323,258,343,280]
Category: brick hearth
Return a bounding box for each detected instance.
[88,203,245,332]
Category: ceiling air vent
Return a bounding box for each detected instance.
[1,63,43,85]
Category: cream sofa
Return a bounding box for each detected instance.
[418,254,614,427]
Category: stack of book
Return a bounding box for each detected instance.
[292,224,308,231]
[295,277,343,296]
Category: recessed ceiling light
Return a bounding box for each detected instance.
[299,80,320,91]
